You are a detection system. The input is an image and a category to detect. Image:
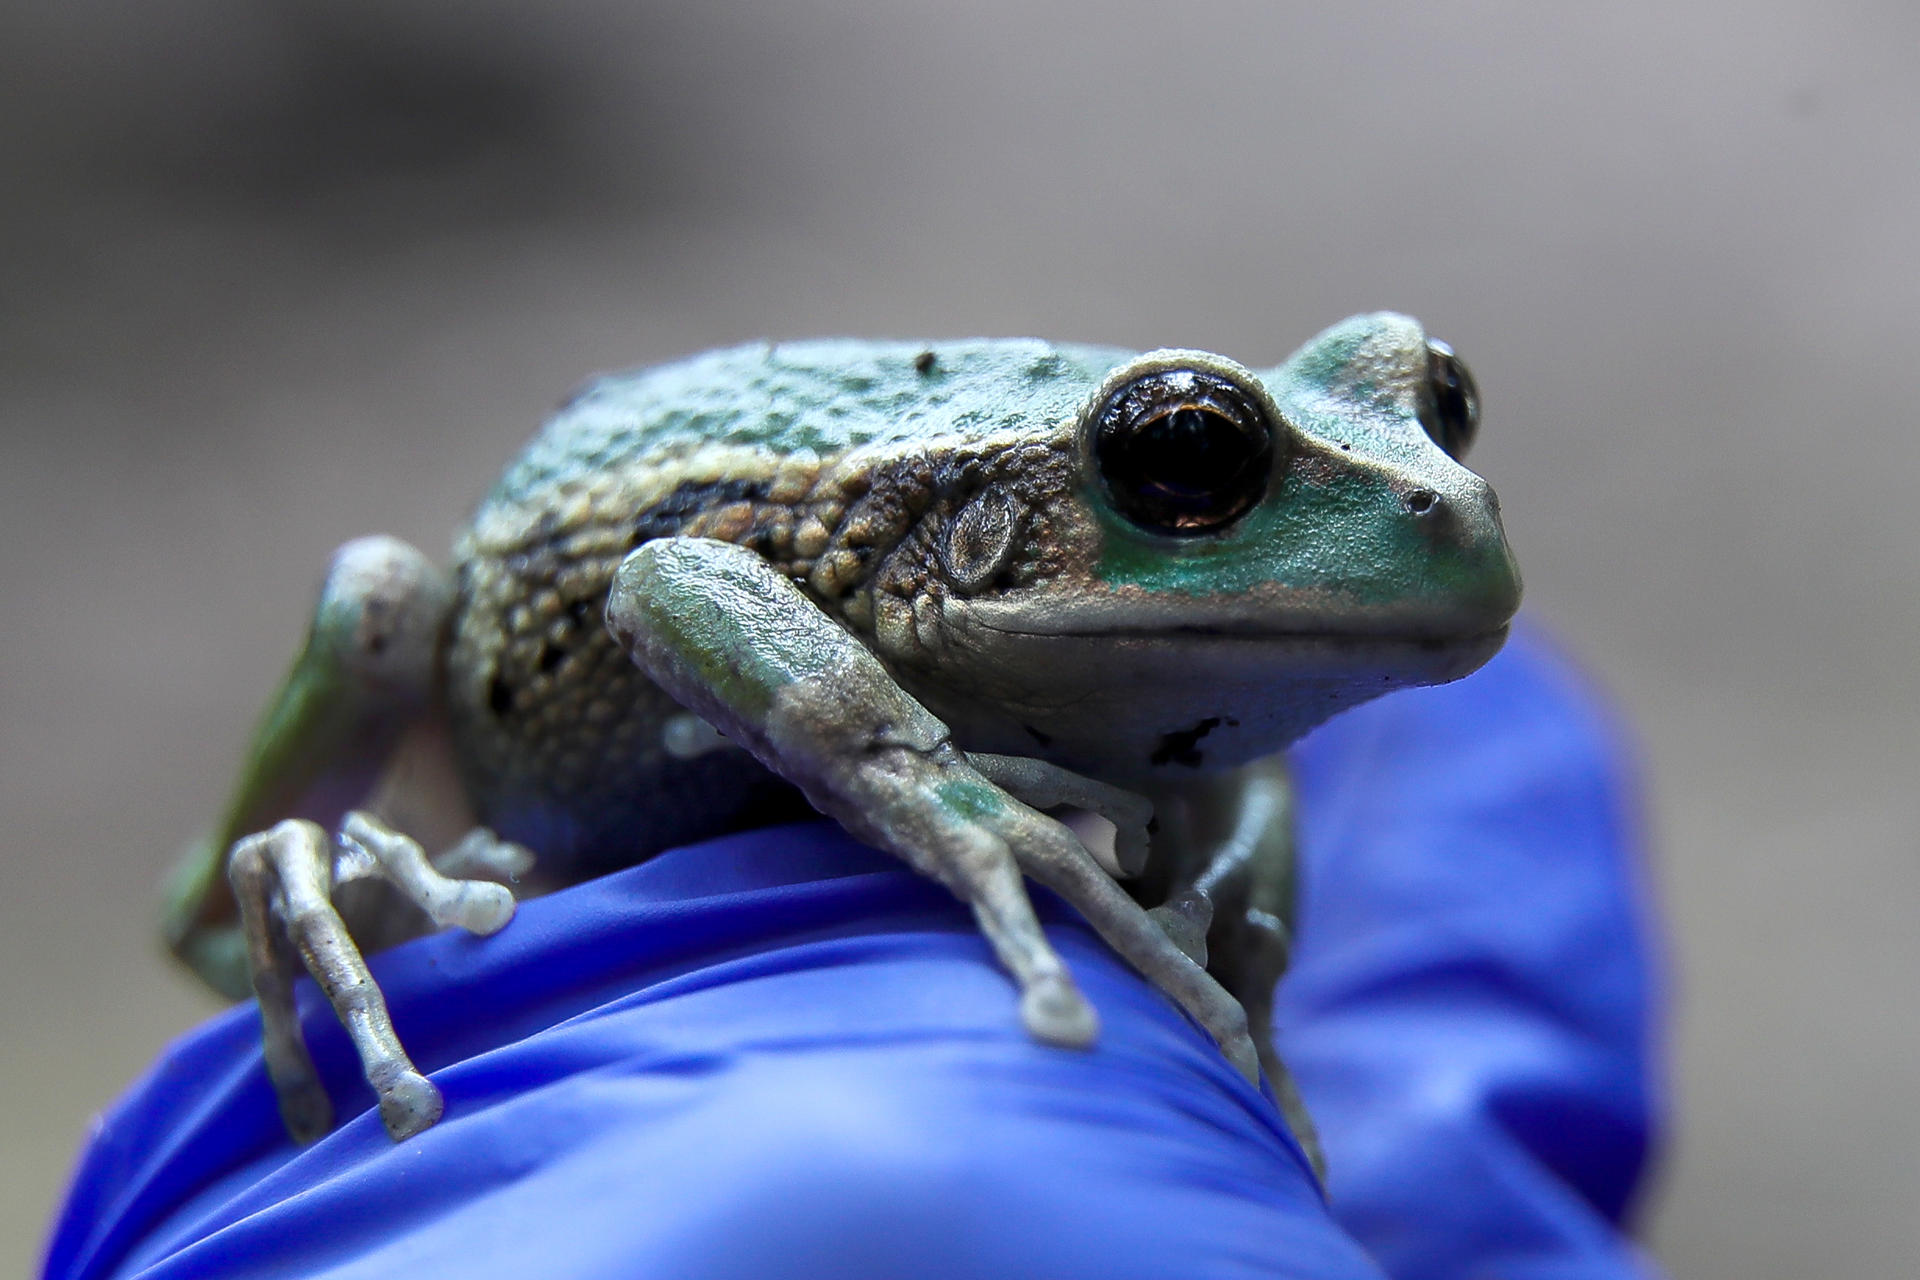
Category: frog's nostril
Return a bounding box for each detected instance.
[1404,488,1440,517]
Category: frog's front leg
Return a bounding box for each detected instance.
[606,536,1260,1081]
[1149,759,1325,1176]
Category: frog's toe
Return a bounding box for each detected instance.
[1107,814,1153,879]
[1147,890,1213,967]
[374,1067,444,1141]
[451,881,516,936]
[436,827,536,882]
[338,812,523,936]
[1021,974,1099,1048]
[278,1079,335,1147]
[1223,1034,1262,1087]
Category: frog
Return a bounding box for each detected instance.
[161,312,1520,1172]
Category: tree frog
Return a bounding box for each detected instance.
[162,313,1520,1170]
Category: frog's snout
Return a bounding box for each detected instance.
[1454,484,1523,629]
[1397,473,1522,634]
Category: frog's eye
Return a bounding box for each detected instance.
[1419,340,1479,460]
[1090,369,1275,536]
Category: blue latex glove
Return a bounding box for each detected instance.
[1284,622,1665,1278]
[42,620,1663,1279]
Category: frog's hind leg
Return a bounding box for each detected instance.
[164,536,456,997]
[164,537,525,1142]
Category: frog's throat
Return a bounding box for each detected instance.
[903,623,1509,778]
[939,620,1512,692]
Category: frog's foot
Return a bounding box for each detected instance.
[947,823,1103,1049]
[778,693,1258,1077]
[966,753,1154,878]
[980,794,1260,1084]
[163,536,457,1003]
[746,681,1099,1048]
[229,814,521,1143]
[770,679,1262,1073]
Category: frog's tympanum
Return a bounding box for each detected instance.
[164,314,1520,1171]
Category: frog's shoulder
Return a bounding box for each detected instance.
[486,338,1134,509]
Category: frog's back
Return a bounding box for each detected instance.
[484,339,1129,512]
[448,338,1131,879]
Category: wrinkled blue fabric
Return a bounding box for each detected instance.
[43,620,1664,1279]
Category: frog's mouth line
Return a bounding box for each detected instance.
[959,609,1512,653]
[971,621,1511,643]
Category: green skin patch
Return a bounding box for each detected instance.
[1280,326,1367,389]
[936,777,1009,823]
[1094,472,1404,601]
[1090,465,1516,618]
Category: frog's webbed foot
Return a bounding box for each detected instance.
[607,536,1261,1084]
[229,813,522,1143]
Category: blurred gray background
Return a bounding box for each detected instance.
[4,2,1916,1275]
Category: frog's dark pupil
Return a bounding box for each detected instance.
[1141,407,1250,495]
[1092,370,1274,536]
[1420,340,1479,459]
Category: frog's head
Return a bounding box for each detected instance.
[915,314,1522,780]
